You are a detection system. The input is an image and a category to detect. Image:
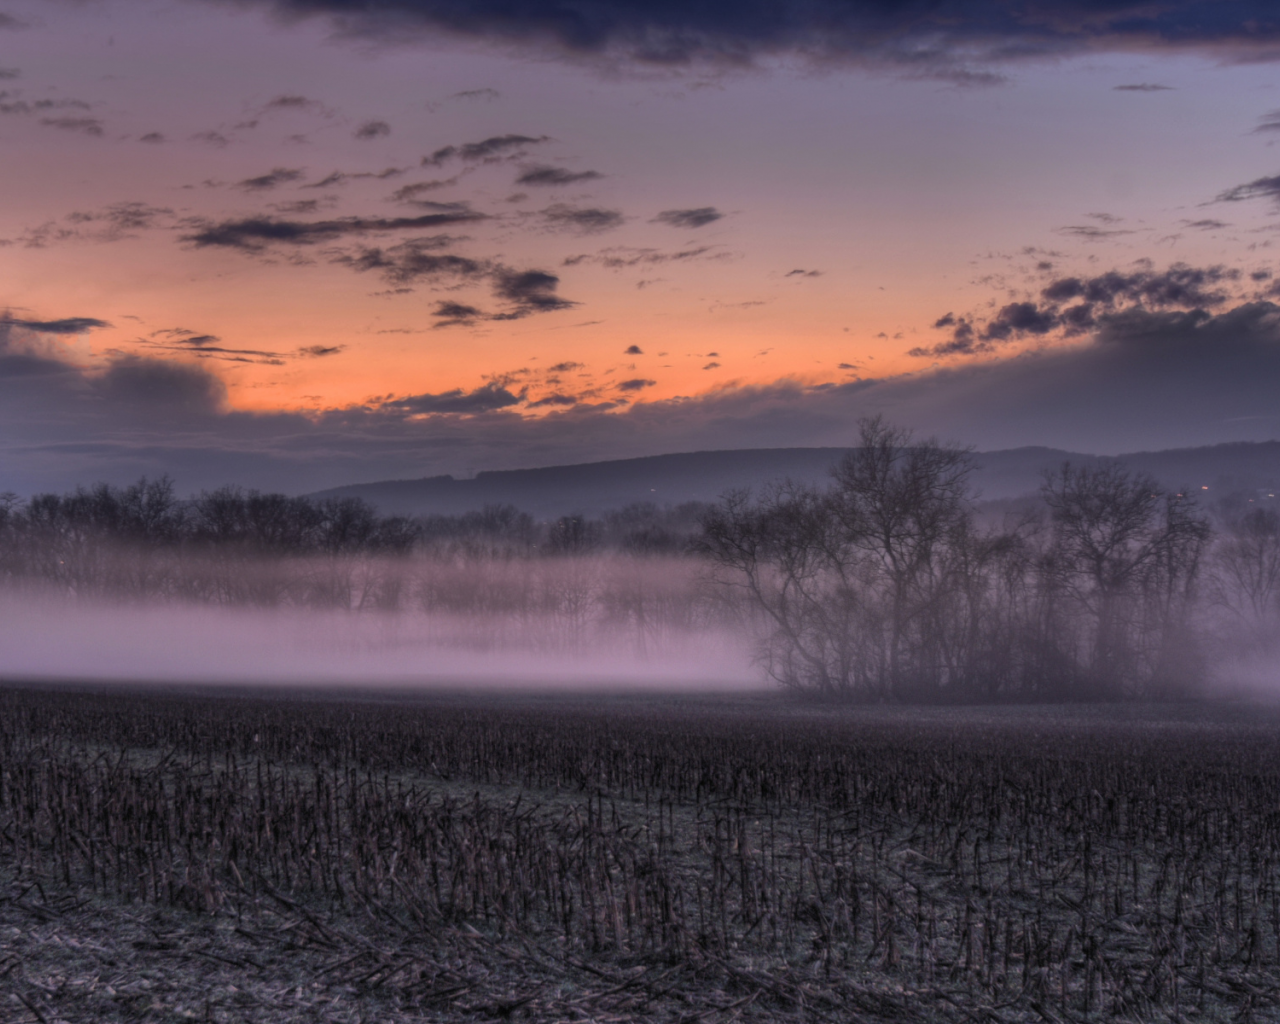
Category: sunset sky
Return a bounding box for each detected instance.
[4,0,1280,493]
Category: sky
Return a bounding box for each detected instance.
[4,0,1280,494]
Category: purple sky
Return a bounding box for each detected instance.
[3,0,1280,492]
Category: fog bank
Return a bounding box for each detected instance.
[0,592,756,691]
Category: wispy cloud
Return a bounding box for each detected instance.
[235,168,306,191]
[380,382,522,415]
[563,245,717,268]
[1,316,110,334]
[182,209,486,251]
[913,260,1244,357]
[516,165,603,186]
[652,207,723,229]
[541,204,625,233]
[423,134,549,167]
[1216,173,1280,204]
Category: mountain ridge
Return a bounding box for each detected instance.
[308,441,1280,519]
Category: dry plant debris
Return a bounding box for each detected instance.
[2,686,1280,1022]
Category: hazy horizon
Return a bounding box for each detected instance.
[3,1,1280,494]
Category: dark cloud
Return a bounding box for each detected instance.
[492,269,576,315]
[1254,110,1280,133]
[547,361,583,372]
[527,392,578,407]
[1114,83,1173,91]
[389,178,459,203]
[616,378,655,391]
[139,132,166,143]
[541,204,625,233]
[1055,224,1136,240]
[297,345,344,357]
[272,199,324,215]
[423,134,548,167]
[1183,218,1228,230]
[785,268,821,278]
[220,0,1280,74]
[624,345,642,354]
[653,207,723,229]
[914,261,1243,357]
[183,209,485,251]
[381,383,521,415]
[451,88,500,101]
[236,168,306,191]
[339,248,575,320]
[141,329,286,364]
[305,166,405,188]
[0,94,90,117]
[354,119,391,138]
[97,356,228,414]
[42,202,174,245]
[1217,173,1280,204]
[1042,263,1239,310]
[980,301,1058,342]
[184,202,575,320]
[339,240,487,285]
[431,301,485,328]
[515,165,603,186]
[0,68,18,79]
[40,116,103,136]
[562,245,716,268]
[262,94,323,113]
[702,362,720,369]
[0,317,110,334]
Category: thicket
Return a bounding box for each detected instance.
[703,418,1279,701]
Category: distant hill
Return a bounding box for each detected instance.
[309,441,1280,519]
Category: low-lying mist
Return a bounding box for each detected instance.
[0,580,756,690]
[7,443,1280,701]
[0,481,762,689]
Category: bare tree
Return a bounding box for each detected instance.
[702,418,978,699]
[1040,464,1209,698]
[829,417,974,698]
[1208,505,1280,651]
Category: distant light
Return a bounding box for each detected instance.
[1201,486,1209,490]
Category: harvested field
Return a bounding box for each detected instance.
[2,685,1280,1022]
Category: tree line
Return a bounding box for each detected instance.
[0,482,719,644]
[1,423,1277,698]
[0,480,708,569]
[702,418,1280,701]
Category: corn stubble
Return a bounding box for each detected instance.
[2,689,1278,1022]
